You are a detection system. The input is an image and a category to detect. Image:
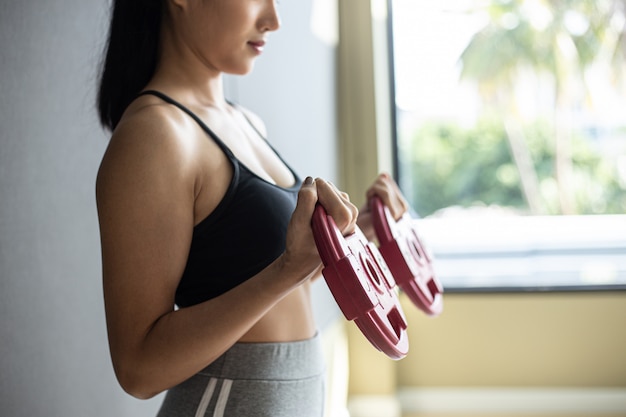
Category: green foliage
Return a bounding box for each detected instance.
[525,120,626,215]
[402,118,626,216]
[417,0,626,217]
[402,119,524,216]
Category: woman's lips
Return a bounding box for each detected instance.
[248,40,266,54]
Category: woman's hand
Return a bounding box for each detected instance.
[281,177,359,283]
[358,172,409,241]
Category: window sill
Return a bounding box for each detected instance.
[415,214,626,292]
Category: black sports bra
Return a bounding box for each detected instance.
[139,91,302,307]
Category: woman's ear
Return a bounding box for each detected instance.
[168,0,188,11]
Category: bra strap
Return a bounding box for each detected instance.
[138,90,235,158]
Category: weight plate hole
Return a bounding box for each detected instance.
[363,256,382,288]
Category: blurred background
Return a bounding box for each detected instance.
[1,0,625,416]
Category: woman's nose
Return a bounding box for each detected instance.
[260,0,281,32]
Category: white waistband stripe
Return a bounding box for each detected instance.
[213,379,233,417]
[195,377,217,417]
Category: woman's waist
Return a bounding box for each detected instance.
[200,331,325,381]
[239,285,316,342]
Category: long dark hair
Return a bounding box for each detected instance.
[97,0,164,131]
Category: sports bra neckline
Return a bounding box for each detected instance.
[137,89,300,192]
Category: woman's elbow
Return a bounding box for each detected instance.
[113,360,164,400]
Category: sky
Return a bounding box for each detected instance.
[391,0,485,118]
[391,0,626,128]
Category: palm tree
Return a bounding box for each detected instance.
[458,0,626,214]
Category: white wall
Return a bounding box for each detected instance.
[0,0,338,415]
[224,0,340,329]
[225,0,338,182]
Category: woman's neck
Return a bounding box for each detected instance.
[148,65,228,110]
[152,20,228,110]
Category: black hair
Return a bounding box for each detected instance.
[97,0,164,131]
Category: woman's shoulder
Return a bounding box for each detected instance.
[97,95,203,190]
[110,95,202,158]
[115,94,195,142]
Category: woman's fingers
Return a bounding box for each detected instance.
[315,178,358,236]
[282,177,322,279]
[283,176,358,281]
[365,172,409,220]
[286,177,317,248]
[293,176,318,220]
[327,181,351,203]
[286,174,409,281]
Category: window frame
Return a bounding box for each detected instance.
[338,0,626,293]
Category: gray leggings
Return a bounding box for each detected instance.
[156,334,326,417]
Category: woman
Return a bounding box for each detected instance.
[95,0,409,416]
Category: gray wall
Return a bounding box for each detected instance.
[225,0,338,182]
[0,1,338,415]
[225,0,340,329]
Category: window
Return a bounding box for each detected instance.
[389,0,626,291]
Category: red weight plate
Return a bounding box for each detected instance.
[311,204,409,359]
[370,196,443,316]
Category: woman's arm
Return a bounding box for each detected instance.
[96,107,356,399]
